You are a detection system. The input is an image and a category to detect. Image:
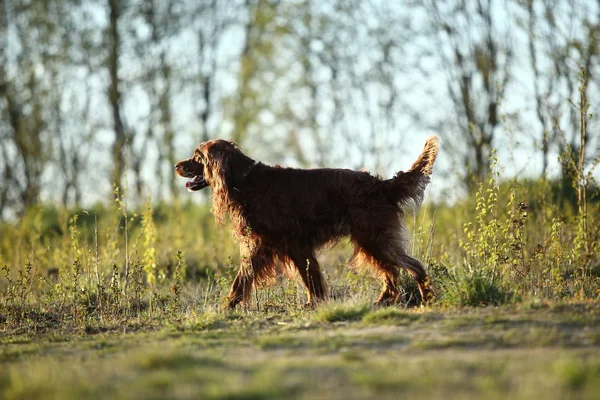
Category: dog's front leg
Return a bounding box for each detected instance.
[227,245,275,309]
[227,265,254,309]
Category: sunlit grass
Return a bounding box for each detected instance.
[1,154,600,399]
[1,302,600,399]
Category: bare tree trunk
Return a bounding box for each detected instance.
[5,77,44,211]
[231,0,267,147]
[108,0,127,195]
[159,53,178,200]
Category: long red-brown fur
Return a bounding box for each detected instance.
[176,137,439,308]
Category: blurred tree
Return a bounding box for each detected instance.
[543,2,599,187]
[127,0,247,199]
[228,0,281,148]
[522,0,561,177]
[129,0,183,200]
[194,0,244,144]
[293,0,412,172]
[520,0,599,193]
[1,0,597,221]
[0,1,71,214]
[53,3,102,208]
[107,0,133,197]
[230,0,414,172]
[418,0,513,190]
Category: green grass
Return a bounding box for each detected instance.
[1,171,600,398]
[2,302,600,399]
[362,308,422,325]
[314,302,372,323]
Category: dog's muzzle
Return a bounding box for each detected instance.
[175,161,209,191]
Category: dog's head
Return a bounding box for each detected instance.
[175,156,208,191]
[175,139,250,192]
[177,139,255,224]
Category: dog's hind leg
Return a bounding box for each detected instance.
[375,265,400,305]
[352,246,400,305]
[396,254,435,304]
[288,248,327,306]
[351,229,401,305]
[352,229,433,305]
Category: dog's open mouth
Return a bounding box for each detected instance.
[176,158,208,192]
[185,175,209,191]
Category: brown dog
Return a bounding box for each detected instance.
[176,137,439,308]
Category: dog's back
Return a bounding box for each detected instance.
[233,137,440,247]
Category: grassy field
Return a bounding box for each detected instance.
[1,169,599,398]
[2,300,600,399]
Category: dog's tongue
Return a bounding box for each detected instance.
[185,176,199,188]
[184,175,207,191]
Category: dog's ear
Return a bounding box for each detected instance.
[205,139,252,192]
[205,148,234,224]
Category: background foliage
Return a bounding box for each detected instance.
[0,0,599,326]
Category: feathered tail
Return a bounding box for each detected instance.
[386,136,439,208]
